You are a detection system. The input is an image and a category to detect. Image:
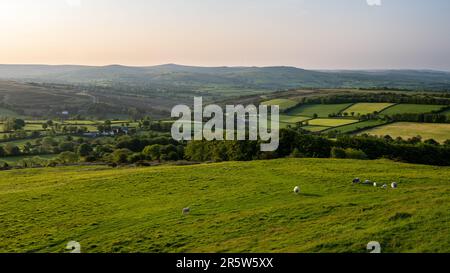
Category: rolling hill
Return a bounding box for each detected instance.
[2,64,450,91]
[0,158,449,253]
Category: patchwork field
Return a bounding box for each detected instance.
[0,120,136,134]
[0,158,449,253]
[286,104,353,118]
[380,104,446,115]
[361,122,450,143]
[307,118,358,127]
[324,120,387,134]
[301,125,330,132]
[279,115,311,124]
[261,99,298,111]
[344,103,395,116]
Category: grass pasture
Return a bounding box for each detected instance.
[344,103,395,116]
[323,120,387,134]
[361,122,450,143]
[286,104,353,118]
[279,115,311,124]
[301,125,331,132]
[0,158,449,253]
[380,104,446,115]
[261,99,298,111]
[307,118,358,127]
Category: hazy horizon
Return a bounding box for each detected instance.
[1,63,450,72]
[1,0,450,70]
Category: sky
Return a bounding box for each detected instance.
[0,0,449,70]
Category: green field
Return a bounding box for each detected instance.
[302,126,330,132]
[344,103,395,116]
[324,120,388,134]
[1,158,448,253]
[287,104,353,118]
[0,120,136,133]
[380,104,446,115]
[307,118,358,127]
[261,99,298,111]
[362,122,450,143]
[279,115,311,124]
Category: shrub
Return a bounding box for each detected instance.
[112,148,132,164]
[57,151,79,164]
[344,148,368,160]
[331,147,346,159]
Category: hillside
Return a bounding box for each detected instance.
[0,158,448,253]
[1,64,450,91]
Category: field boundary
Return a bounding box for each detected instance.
[337,103,356,115]
[349,121,395,135]
[323,120,391,134]
[378,103,399,114]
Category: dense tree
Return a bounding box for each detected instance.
[78,143,93,156]
[142,144,162,160]
[3,118,26,131]
[57,152,79,164]
[112,148,132,163]
[4,144,21,156]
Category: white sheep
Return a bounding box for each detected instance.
[373,182,377,187]
[391,182,398,189]
[182,207,191,215]
[294,186,300,194]
[381,184,387,189]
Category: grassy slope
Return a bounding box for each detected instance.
[262,99,298,112]
[380,104,446,115]
[345,103,395,115]
[362,122,450,143]
[279,115,311,124]
[287,104,353,118]
[0,158,449,253]
[308,118,358,127]
[323,120,387,134]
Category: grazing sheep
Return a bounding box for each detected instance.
[363,180,372,185]
[373,182,377,187]
[391,182,398,189]
[294,186,300,194]
[182,207,191,215]
[381,184,387,189]
[353,178,361,184]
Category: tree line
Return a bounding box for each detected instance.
[184,128,450,166]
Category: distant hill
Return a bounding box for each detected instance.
[1,64,450,91]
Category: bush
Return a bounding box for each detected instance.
[128,153,145,163]
[112,148,132,164]
[78,143,93,157]
[290,148,305,158]
[344,148,368,160]
[331,147,346,159]
[142,144,162,160]
[57,152,79,164]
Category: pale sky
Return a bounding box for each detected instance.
[1,0,450,70]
